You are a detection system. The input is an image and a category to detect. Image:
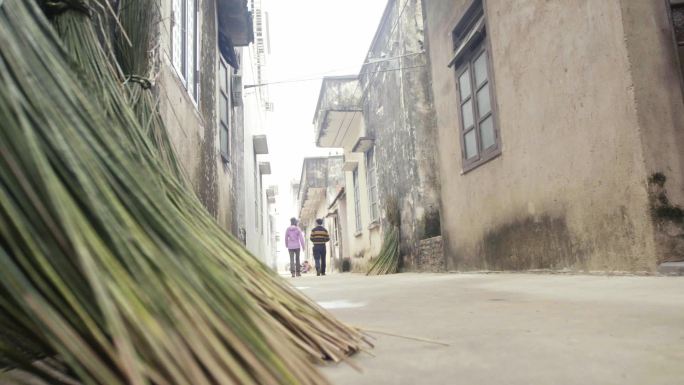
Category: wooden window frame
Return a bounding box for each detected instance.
[455,44,500,172]
[451,0,501,173]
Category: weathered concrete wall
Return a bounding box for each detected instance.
[361,0,441,271]
[326,157,345,204]
[423,0,684,272]
[619,0,684,263]
[156,0,242,236]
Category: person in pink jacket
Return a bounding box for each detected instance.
[285,217,306,277]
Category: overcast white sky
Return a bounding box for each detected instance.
[259,0,388,263]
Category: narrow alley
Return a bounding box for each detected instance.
[3,0,684,384]
[297,273,684,385]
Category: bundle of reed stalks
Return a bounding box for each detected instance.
[113,0,187,183]
[366,226,401,276]
[0,0,366,383]
[367,198,401,275]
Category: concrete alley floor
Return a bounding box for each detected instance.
[291,273,684,385]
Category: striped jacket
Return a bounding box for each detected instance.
[309,225,330,245]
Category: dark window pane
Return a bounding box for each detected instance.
[462,99,474,129]
[672,5,684,45]
[480,115,496,150]
[219,62,227,92]
[459,69,471,100]
[476,83,491,118]
[219,95,228,125]
[464,129,478,159]
[220,125,229,156]
[474,51,488,86]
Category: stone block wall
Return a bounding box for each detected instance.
[417,236,445,272]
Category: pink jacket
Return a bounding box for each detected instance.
[285,226,305,250]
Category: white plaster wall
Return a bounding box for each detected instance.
[241,46,270,261]
[342,151,383,269]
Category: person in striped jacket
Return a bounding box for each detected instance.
[309,218,330,276]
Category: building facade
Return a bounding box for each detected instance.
[154,0,277,266]
[313,0,442,271]
[297,157,346,271]
[240,0,276,263]
[423,0,684,272]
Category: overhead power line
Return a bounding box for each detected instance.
[244,64,426,89]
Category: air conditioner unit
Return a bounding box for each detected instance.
[231,74,243,107]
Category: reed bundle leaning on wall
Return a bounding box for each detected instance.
[0,1,367,384]
[367,198,401,275]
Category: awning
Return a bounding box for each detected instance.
[259,162,272,175]
[351,137,375,153]
[253,135,269,155]
[217,0,254,68]
[448,16,485,68]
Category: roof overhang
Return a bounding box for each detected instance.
[297,156,344,223]
[313,76,364,148]
[253,135,269,155]
[299,188,326,223]
[351,137,375,153]
[448,16,485,68]
[317,109,364,148]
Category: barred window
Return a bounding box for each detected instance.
[171,0,199,101]
[353,168,362,233]
[219,59,231,162]
[366,148,379,222]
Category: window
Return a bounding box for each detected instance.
[353,168,362,233]
[366,149,379,222]
[450,0,500,172]
[254,156,259,231]
[332,216,340,245]
[219,59,230,162]
[171,0,199,101]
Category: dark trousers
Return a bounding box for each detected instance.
[288,249,300,274]
[313,244,326,274]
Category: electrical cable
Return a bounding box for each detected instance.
[245,64,425,88]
